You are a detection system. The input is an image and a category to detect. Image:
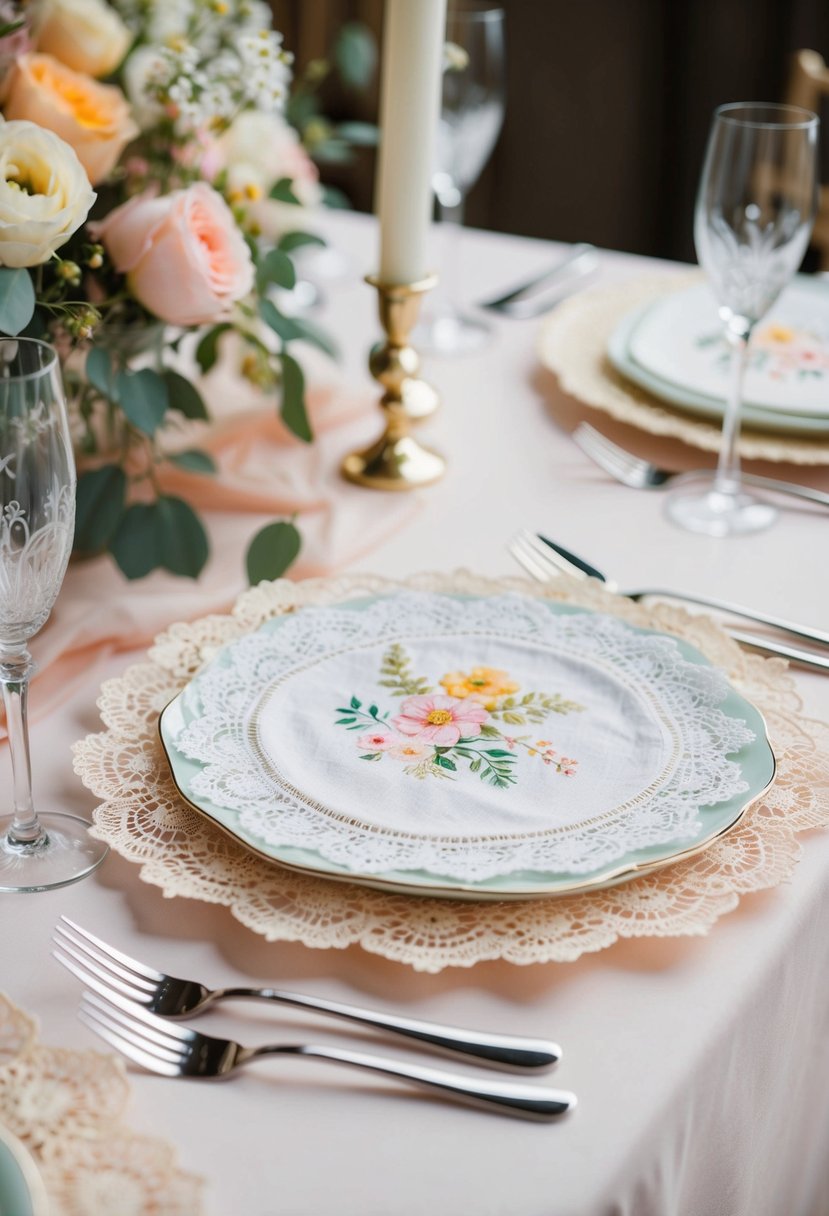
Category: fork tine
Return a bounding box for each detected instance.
[81,987,194,1048]
[79,1007,182,1077]
[59,916,165,984]
[80,996,184,1063]
[53,945,156,1008]
[516,531,578,579]
[508,534,555,583]
[53,934,156,998]
[573,424,655,487]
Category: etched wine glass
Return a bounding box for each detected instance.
[666,103,819,536]
[0,338,108,891]
[418,1,505,354]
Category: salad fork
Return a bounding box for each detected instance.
[53,917,560,1071]
[573,422,829,508]
[77,989,577,1121]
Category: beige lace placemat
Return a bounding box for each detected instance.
[73,572,829,973]
[0,992,202,1215]
[538,274,829,465]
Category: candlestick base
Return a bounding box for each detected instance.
[341,275,444,491]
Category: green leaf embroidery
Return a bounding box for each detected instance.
[378,643,432,697]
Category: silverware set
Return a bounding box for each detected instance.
[54,917,576,1121]
[480,243,598,318]
[509,530,829,673]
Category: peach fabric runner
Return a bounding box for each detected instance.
[16,365,417,733]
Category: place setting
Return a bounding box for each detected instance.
[2,1,829,1214]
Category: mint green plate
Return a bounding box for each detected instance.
[159,599,776,902]
[608,298,829,436]
[0,1130,48,1216]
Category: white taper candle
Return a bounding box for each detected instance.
[376,0,447,285]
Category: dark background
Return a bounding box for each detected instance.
[272,0,829,262]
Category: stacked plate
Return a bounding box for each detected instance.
[608,276,829,435]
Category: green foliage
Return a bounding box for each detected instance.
[109,496,209,580]
[109,504,162,579]
[194,324,231,374]
[256,248,296,294]
[320,185,352,210]
[489,692,585,726]
[162,370,208,419]
[378,643,433,697]
[289,315,340,361]
[335,121,379,146]
[279,351,312,442]
[245,519,301,585]
[0,269,36,336]
[86,348,117,401]
[269,177,302,204]
[74,465,127,554]
[333,22,378,88]
[116,367,168,436]
[166,449,217,474]
[277,231,326,254]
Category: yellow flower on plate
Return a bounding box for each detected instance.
[439,666,519,709]
[763,324,796,345]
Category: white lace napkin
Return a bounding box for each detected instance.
[168,591,755,883]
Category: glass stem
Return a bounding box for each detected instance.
[714,327,750,497]
[436,193,466,312]
[1,650,41,845]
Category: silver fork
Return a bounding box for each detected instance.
[53,917,559,1072]
[573,422,829,508]
[508,530,829,672]
[77,989,577,1121]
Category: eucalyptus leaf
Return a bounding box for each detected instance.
[162,369,208,420]
[167,449,217,474]
[156,495,209,578]
[86,348,117,402]
[311,139,353,166]
[320,185,352,210]
[116,368,169,436]
[74,465,127,554]
[269,177,301,205]
[288,315,340,360]
[259,298,301,343]
[195,323,231,374]
[336,121,379,146]
[109,503,164,579]
[256,248,296,293]
[334,22,378,88]
[0,268,35,336]
[245,520,301,585]
[277,231,326,254]
[279,351,312,442]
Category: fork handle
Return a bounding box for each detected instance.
[217,988,559,1071]
[249,1043,575,1121]
[629,589,829,651]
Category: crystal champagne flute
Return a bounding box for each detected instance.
[0,338,108,891]
[666,102,819,536]
[418,1,505,354]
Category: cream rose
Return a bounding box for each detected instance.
[211,110,321,240]
[35,0,132,78]
[95,183,255,326]
[0,119,95,267]
[5,53,138,185]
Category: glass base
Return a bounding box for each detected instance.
[415,311,491,356]
[665,476,778,537]
[0,812,108,893]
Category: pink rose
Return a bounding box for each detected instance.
[95,182,254,325]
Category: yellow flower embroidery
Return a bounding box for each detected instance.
[439,666,520,709]
[763,324,795,344]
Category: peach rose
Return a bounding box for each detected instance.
[95,183,255,326]
[35,0,132,78]
[4,53,138,184]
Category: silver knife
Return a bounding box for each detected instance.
[480,243,598,315]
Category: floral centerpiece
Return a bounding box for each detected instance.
[0,0,372,581]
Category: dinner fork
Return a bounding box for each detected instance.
[53,917,559,1072]
[573,422,829,508]
[508,530,829,672]
[77,989,577,1121]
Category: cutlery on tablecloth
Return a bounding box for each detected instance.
[479,243,599,317]
[573,422,829,509]
[508,530,829,672]
[53,917,559,1072]
[76,988,577,1121]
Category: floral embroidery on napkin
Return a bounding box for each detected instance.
[334,644,584,787]
[696,322,829,381]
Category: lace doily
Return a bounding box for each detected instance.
[0,992,202,1215]
[166,592,759,884]
[73,572,829,972]
[538,274,829,465]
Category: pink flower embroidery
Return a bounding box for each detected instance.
[356,730,398,751]
[388,740,432,761]
[392,694,488,746]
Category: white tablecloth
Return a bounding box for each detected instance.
[3,211,829,1216]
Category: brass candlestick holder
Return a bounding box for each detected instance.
[341,274,445,490]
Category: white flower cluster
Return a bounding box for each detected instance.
[114,0,292,130]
